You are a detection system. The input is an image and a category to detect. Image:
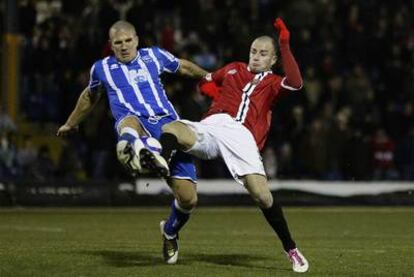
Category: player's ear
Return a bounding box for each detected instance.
[134,35,139,47]
[271,54,277,66]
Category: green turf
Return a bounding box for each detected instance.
[0,207,413,276]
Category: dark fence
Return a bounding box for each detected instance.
[0,179,413,207]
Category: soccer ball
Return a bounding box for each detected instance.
[141,136,162,154]
[116,136,164,174]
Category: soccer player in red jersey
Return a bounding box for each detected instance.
[158,18,309,272]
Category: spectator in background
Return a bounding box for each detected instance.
[0,133,18,179]
[18,0,37,37]
[0,107,17,134]
[343,129,372,181]
[56,140,84,181]
[303,66,322,114]
[371,128,399,180]
[263,146,277,179]
[395,126,414,180]
[302,118,329,179]
[16,0,414,181]
[282,105,307,178]
[16,136,37,179]
[275,142,294,179]
[31,145,56,182]
[193,45,218,71]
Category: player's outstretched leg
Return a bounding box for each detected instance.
[244,174,309,273]
[160,132,179,162]
[261,201,309,273]
[160,121,198,162]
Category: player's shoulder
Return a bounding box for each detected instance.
[140,46,171,56]
[139,46,157,54]
[226,61,247,69]
[89,56,112,72]
[138,46,175,61]
[217,61,247,74]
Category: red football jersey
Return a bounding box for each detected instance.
[204,62,300,150]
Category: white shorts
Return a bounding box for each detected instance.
[179,114,266,184]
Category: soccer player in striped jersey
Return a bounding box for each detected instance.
[158,18,309,272]
[57,20,208,264]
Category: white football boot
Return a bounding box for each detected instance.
[116,139,143,175]
[160,220,179,264]
[287,248,309,273]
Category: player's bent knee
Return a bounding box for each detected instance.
[177,194,198,210]
[161,122,180,135]
[252,192,273,209]
[162,121,196,151]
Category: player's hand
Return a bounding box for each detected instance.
[56,124,79,137]
[273,17,290,45]
[198,80,221,102]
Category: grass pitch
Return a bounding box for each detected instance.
[0,207,413,276]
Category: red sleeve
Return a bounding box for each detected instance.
[211,63,233,86]
[279,44,303,90]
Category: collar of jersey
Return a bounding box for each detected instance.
[247,66,273,75]
[116,52,140,65]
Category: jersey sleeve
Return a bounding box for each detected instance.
[278,43,303,91]
[152,47,180,73]
[270,75,302,96]
[211,63,234,86]
[88,62,102,94]
[280,77,303,91]
[270,76,291,102]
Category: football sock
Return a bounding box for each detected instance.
[261,201,296,252]
[160,132,179,162]
[119,127,139,144]
[164,199,192,239]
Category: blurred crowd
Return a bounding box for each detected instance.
[1,0,413,181]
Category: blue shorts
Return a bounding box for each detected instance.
[115,114,197,183]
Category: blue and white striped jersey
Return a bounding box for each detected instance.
[88,47,180,122]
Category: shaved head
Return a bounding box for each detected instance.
[248,36,277,73]
[109,20,137,39]
[253,36,277,55]
[108,20,139,63]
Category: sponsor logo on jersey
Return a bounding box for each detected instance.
[110,64,119,70]
[141,55,152,62]
[227,69,238,75]
[129,69,148,83]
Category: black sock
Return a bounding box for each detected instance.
[261,201,296,252]
[160,132,179,162]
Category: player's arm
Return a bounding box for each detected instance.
[274,18,303,90]
[177,59,209,79]
[56,87,102,136]
[197,64,229,101]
